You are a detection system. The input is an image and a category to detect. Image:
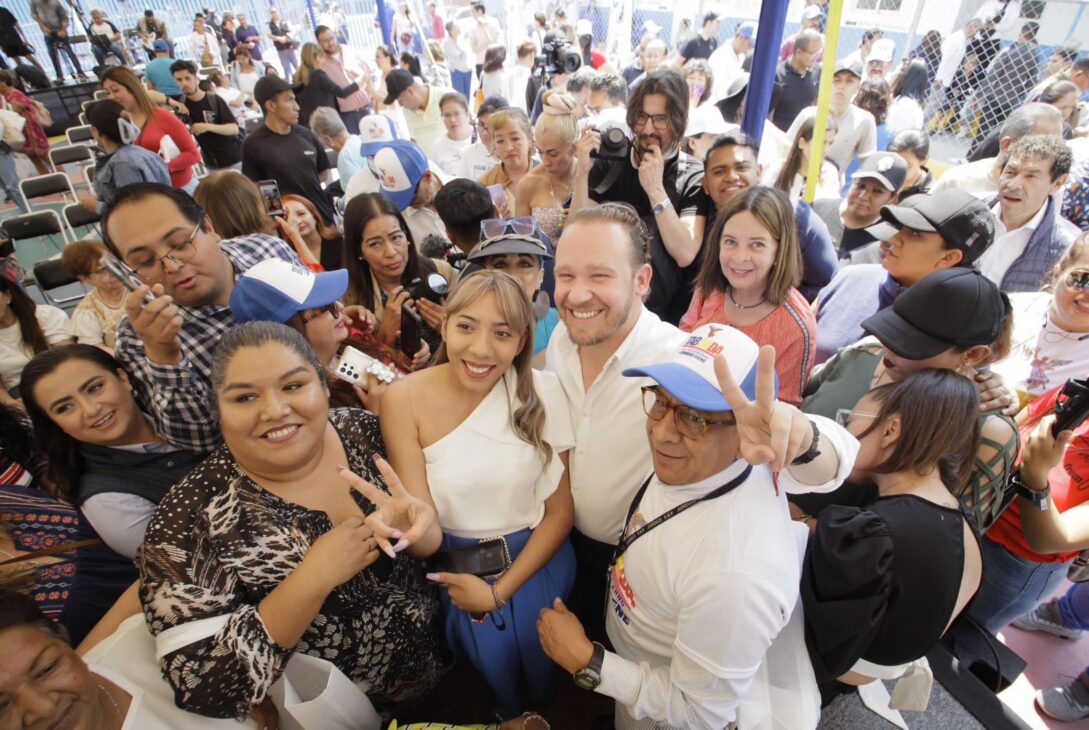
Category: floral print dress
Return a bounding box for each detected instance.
[2,89,48,157]
[138,408,444,719]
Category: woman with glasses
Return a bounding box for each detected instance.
[480,108,535,217]
[382,271,575,719]
[804,369,983,704]
[431,92,475,178]
[679,187,816,406]
[797,269,1018,533]
[991,237,1089,408]
[515,91,578,246]
[100,68,201,194]
[342,193,449,362]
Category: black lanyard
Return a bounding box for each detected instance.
[611,465,753,565]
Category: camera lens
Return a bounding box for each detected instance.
[427,273,449,297]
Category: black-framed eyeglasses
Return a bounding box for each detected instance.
[641,386,735,441]
[299,302,340,324]
[1066,270,1089,291]
[481,216,536,240]
[127,220,202,280]
[633,112,670,130]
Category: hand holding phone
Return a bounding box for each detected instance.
[399,304,423,358]
[259,179,284,217]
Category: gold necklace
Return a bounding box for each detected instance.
[97,681,122,724]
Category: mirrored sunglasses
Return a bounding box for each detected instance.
[480,216,536,240]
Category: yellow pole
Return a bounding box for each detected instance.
[803,0,846,203]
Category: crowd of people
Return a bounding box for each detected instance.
[1,1,1089,728]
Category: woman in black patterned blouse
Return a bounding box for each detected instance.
[137,322,444,720]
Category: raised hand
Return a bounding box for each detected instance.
[126,284,183,365]
[337,456,437,558]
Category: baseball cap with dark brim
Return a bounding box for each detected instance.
[834,59,863,78]
[467,233,553,262]
[230,259,349,324]
[861,268,1007,361]
[383,69,416,105]
[622,324,771,412]
[872,190,996,265]
[254,76,302,111]
[851,151,908,193]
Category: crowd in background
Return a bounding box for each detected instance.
[1,0,1089,728]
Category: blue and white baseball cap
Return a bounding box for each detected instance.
[230,259,348,324]
[622,324,772,412]
[358,114,403,157]
[737,21,757,41]
[373,139,429,211]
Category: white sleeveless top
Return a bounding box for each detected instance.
[423,369,573,539]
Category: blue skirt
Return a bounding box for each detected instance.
[438,529,575,717]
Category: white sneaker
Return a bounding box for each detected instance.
[1036,682,1089,722]
[1011,601,1085,641]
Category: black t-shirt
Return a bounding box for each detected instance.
[772,60,820,131]
[242,124,334,223]
[587,150,709,324]
[269,20,293,50]
[680,35,717,61]
[184,93,242,168]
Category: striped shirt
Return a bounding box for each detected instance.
[679,287,817,406]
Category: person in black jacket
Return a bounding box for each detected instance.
[294,41,360,130]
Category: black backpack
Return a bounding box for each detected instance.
[15,63,49,91]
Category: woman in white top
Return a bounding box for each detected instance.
[993,237,1089,407]
[508,41,537,113]
[382,271,575,718]
[767,115,840,201]
[229,45,266,102]
[462,97,504,181]
[0,276,71,400]
[430,91,475,177]
[61,240,126,351]
[481,45,508,100]
[886,59,929,137]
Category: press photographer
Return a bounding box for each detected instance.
[529,30,582,122]
[570,69,710,323]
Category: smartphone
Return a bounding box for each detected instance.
[333,346,397,389]
[399,305,422,358]
[1052,378,1089,437]
[100,254,154,301]
[258,179,284,217]
[429,542,509,578]
[486,183,507,212]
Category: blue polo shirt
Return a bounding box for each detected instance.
[144,56,182,96]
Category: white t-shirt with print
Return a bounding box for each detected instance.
[0,304,70,391]
[430,134,474,178]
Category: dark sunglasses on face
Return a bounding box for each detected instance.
[300,302,339,324]
[1066,270,1089,291]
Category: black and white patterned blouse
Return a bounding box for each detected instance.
[137,408,444,719]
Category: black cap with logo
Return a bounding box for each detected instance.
[861,268,1009,360]
[870,190,996,265]
[384,69,416,105]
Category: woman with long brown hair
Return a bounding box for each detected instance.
[284,193,345,270]
[100,67,201,192]
[294,41,360,130]
[382,271,574,718]
[0,277,72,401]
[769,115,840,200]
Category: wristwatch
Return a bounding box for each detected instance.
[790,420,822,466]
[1012,471,1051,511]
[573,642,606,690]
[652,198,672,216]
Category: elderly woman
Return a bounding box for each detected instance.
[137,322,444,720]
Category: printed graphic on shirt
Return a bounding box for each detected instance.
[1026,347,1071,393]
[609,555,635,624]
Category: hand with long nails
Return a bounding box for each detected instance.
[336,456,437,558]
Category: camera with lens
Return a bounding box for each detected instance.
[407,272,450,303]
[590,125,632,161]
[535,31,582,76]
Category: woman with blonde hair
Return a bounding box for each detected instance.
[294,41,360,131]
[515,90,578,244]
[679,186,815,406]
[382,270,574,718]
[479,107,536,217]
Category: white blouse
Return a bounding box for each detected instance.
[424,369,574,539]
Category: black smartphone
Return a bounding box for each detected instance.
[399,304,422,357]
[429,542,508,578]
[258,179,284,217]
[100,254,154,301]
[1052,378,1089,437]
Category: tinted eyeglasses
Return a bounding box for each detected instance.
[299,302,340,324]
[480,216,536,240]
[1066,270,1089,291]
[641,386,735,441]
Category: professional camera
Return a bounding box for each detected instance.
[590,124,632,161]
[535,31,582,76]
[407,272,450,303]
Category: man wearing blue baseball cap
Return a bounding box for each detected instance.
[539,323,858,729]
[372,139,448,243]
[144,39,183,98]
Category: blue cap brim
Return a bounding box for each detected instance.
[621,362,767,412]
[230,268,348,324]
[360,140,388,157]
[379,184,417,212]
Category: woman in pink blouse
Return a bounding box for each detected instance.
[101,67,201,192]
[680,186,817,406]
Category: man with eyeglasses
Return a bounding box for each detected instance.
[104,183,302,454]
[538,322,855,728]
[571,69,711,325]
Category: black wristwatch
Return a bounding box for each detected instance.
[790,420,822,466]
[573,642,605,690]
[1012,471,1051,511]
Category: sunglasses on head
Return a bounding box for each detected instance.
[476,233,548,255]
[480,216,536,240]
[1066,270,1089,291]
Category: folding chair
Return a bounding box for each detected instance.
[64,203,102,240]
[81,99,97,114]
[32,256,85,307]
[93,90,109,100]
[1,210,71,255]
[83,164,97,192]
[49,144,94,169]
[19,173,77,210]
[66,125,94,144]
[78,112,88,125]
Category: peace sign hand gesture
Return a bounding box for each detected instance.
[337,456,438,559]
[713,347,815,473]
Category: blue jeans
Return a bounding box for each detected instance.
[967,536,1071,634]
[1057,582,1089,676]
[0,152,26,212]
[451,69,472,101]
[92,43,126,67]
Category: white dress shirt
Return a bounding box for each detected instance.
[978,201,1048,285]
[936,31,969,87]
[929,157,999,198]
